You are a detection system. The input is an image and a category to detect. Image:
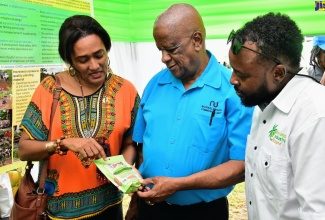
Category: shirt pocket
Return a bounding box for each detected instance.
[191,112,226,154]
[255,150,289,200]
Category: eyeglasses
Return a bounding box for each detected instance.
[227,29,281,65]
[227,29,321,83]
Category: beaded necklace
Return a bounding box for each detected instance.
[76,76,110,181]
[77,76,94,138]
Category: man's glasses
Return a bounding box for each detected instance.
[227,29,320,83]
[227,29,281,65]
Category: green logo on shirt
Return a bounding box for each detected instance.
[268,124,286,145]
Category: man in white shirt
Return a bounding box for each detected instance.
[227,12,325,220]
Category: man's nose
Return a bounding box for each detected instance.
[161,50,171,64]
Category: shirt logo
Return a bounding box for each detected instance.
[268,124,286,145]
[201,101,222,114]
[315,1,325,11]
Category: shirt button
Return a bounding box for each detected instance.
[177,116,181,120]
[254,146,257,150]
[251,173,253,177]
[263,120,266,124]
[265,161,268,166]
[249,201,252,205]
[171,140,174,144]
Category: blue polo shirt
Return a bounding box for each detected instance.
[133,51,253,205]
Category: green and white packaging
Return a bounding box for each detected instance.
[95,155,142,194]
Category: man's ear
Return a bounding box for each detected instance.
[273,65,287,83]
[192,31,203,51]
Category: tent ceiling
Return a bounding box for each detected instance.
[93,0,324,42]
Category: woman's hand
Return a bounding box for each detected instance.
[60,137,107,160]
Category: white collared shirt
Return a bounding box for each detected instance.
[246,74,325,220]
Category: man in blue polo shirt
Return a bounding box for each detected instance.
[125,3,253,220]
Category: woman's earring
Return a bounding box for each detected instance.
[69,66,76,76]
[107,57,112,74]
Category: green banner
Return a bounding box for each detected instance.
[0,0,92,172]
[0,0,91,66]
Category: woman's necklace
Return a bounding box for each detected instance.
[77,76,93,138]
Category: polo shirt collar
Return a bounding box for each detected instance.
[157,50,221,89]
[272,70,311,114]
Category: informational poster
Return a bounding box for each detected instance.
[0,0,93,169]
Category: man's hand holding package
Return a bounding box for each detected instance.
[137,176,178,204]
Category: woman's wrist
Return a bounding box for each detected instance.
[45,141,57,155]
[45,136,67,156]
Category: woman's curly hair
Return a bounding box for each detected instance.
[237,12,303,70]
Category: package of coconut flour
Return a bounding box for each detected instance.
[95,155,142,194]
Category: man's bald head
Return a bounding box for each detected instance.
[154,3,206,38]
[152,3,209,86]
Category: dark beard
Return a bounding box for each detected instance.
[235,83,277,107]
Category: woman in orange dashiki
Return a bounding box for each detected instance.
[18,15,140,220]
